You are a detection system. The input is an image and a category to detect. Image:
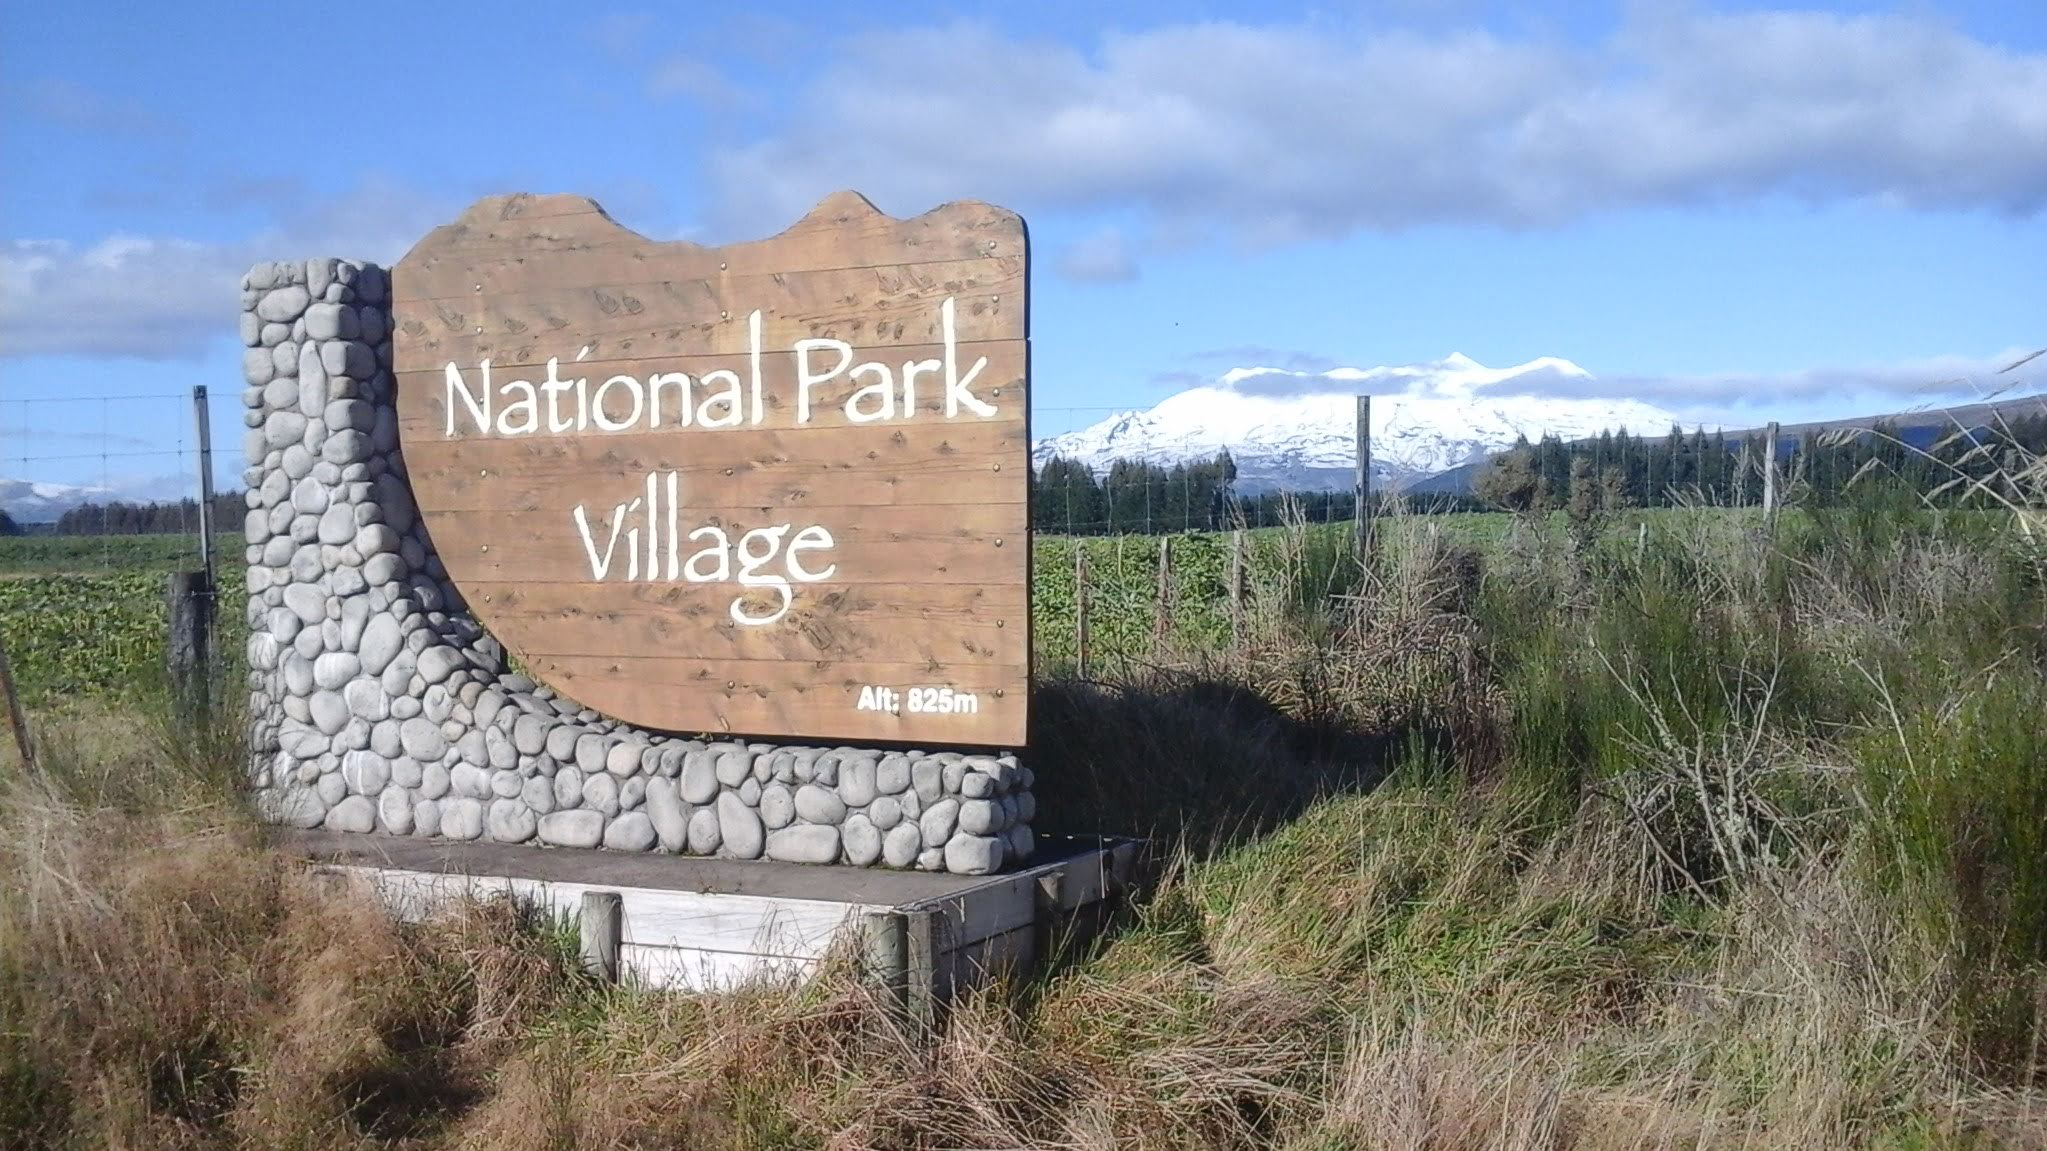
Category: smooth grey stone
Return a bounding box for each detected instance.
[292,625,325,660]
[794,784,846,826]
[324,794,376,833]
[485,726,517,770]
[553,767,583,809]
[919,798,960,845]
[272,341,299,377]
[442,797,485,841]
[356,615,402,678]
[391,755,422,789]
[326,398,373,433]
[942,760,968,794]
[315,502,352,545]
[646,777,687,851]
[412,799,442,837]
[450,763,492,800]
[841,815,882,866]
[911,759,944,804]
[264,409,306,449]
[657,746,685,777]
[261,535,294,568]
[373,473,415,533]
[837,758,878,808]
[882,822,922,868]
[513,713,550,755]
[316,770,347,806]
[868,795,904,832]
[520,775,556,815]
[340,680,388,724]
[606,740,645,778]
[813,754,839,788]
[412,645,460,688]
[680,750,719,803]
[312,651,359,690]
[538,809,603,848]
[399,716,447,761]
[765,825,841,865]
[717,794,763,859]
[944,834,1005,876]
[962,773,995,799]
[280,444,315,480]
[282,583,325,629]
[309,691,350,735]
[262,321,291,346]
[545,724,582,762]
[290,476,329,515]
[342,750,390,796]
[877,753,912,796]
[715,750,752,787]
[364,552,403,585]
[603,812,656,852]
[321,339,375,379]
[419,762,450,800]
[257,284,310,322]
[277,724,326,758]
[489,769,522,799]
[371,719,403,758]
[959,799,1001,836]
[378,788,414,835]
[1005,823,1034,863]
[306,258,335,299]
[424,684,455,725]
[737,777,761,806]
[759,783,795,829]
[305,301,355,340]
[575,734,609,775]
[282,652,315,696]
[686,808,722,854]
[243,346,275,386]
[619,777,646,811]
[380,649,417,697]
[288,546,323,585]
[486,799,537,843]
[582,772,621,817]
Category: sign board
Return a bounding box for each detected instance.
[390,191,1029,745]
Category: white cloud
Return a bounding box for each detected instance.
[1,179,451,361]
[704,8,2047,245]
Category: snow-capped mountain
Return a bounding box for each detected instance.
[0,479,117,523]
[1033,354,1684,492]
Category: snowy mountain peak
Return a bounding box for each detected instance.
[1035,355,1679,493]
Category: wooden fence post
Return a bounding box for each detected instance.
[165,569,214,710]
[1074,546,1090,679]
[0,633,34,771]
[580,890,623,984]
[1229,528,1246,648]
[1762,421,1781,536]
[1153,535,1172,648]
[1355,395,1373,563]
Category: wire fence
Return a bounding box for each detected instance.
[0,390,230,575]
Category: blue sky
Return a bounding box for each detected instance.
[2,0,2043,499]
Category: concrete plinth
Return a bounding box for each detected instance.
[282,829,1143,1007]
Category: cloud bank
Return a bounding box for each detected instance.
[707,8,2047,241]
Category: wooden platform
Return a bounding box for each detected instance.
[282,830,1144,1005]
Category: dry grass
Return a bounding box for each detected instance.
[6,480,2047,1148]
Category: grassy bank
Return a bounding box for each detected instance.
[4,485,2046,1148]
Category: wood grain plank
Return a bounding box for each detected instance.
[466,581,1025,667]
[391,189,1030,744]
[402,422,1026,511]
[394,259,1022,362]
[396,340,1026,436]
[523,654,1023,745]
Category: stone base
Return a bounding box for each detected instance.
[239,258,1033,876]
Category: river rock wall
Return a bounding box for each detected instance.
[238,258,1033,875]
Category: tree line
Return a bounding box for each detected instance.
[45,494,248,536]
[1473,417,2047,514]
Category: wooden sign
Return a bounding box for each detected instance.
[390,192,1029,745]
